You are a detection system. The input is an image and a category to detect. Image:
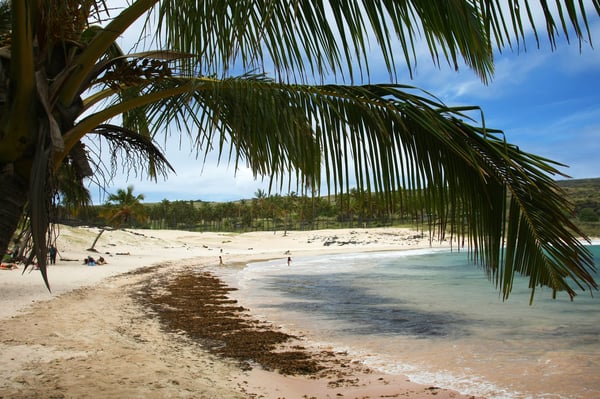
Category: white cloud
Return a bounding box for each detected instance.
[92,144,273,203]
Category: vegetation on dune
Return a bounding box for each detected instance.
[0,1,598,301]
[67,178,600,240]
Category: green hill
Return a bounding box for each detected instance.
[557,178,600,237]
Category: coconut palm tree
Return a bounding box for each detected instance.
[0,1,597,300]
[89,185,146,250]
[105,186,146,226]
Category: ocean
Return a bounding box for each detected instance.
[229,244,600,399]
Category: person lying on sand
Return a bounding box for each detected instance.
[84,256,107,266]
[0,262,18,270]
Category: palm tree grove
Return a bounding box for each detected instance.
[0,1,598,300]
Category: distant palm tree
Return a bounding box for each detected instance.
[254,190,268,200]
[0,1,596,299]
[253,189,268,229]
[89,186,146,250]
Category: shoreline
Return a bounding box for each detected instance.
[139,263,485,399]
[0,259,480,399]
[0,226,596,398]
[0,226,453,319]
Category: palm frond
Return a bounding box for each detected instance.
[89,124,175,182]
[27,135,51,290]
[149,0,597,83]
[128,75,595,300]
[476,0,596,51]
[33,0,597,299]
[124,74,321,191]
[150,0,495,81]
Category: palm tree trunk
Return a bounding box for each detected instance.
[88,228,105,251]
[0,167,28,256]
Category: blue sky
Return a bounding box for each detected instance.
[91,7,599,204]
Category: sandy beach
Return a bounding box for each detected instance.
[0,225,485,398]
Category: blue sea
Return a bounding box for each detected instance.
[228,244,600,399]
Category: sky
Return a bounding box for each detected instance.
[89,5,600,204]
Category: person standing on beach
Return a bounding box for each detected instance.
[49,245,58,265]
[287,256,292,266]
[219,255,223,265]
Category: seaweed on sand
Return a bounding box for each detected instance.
[135,269,327,375]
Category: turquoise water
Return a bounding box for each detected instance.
[231,244,600,399]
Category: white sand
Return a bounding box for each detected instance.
[0,226,450,319]
[0,225,483,398]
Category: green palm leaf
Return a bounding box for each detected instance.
[0,0,597,298]
[133,76,596,299]
[75,70,596,300]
